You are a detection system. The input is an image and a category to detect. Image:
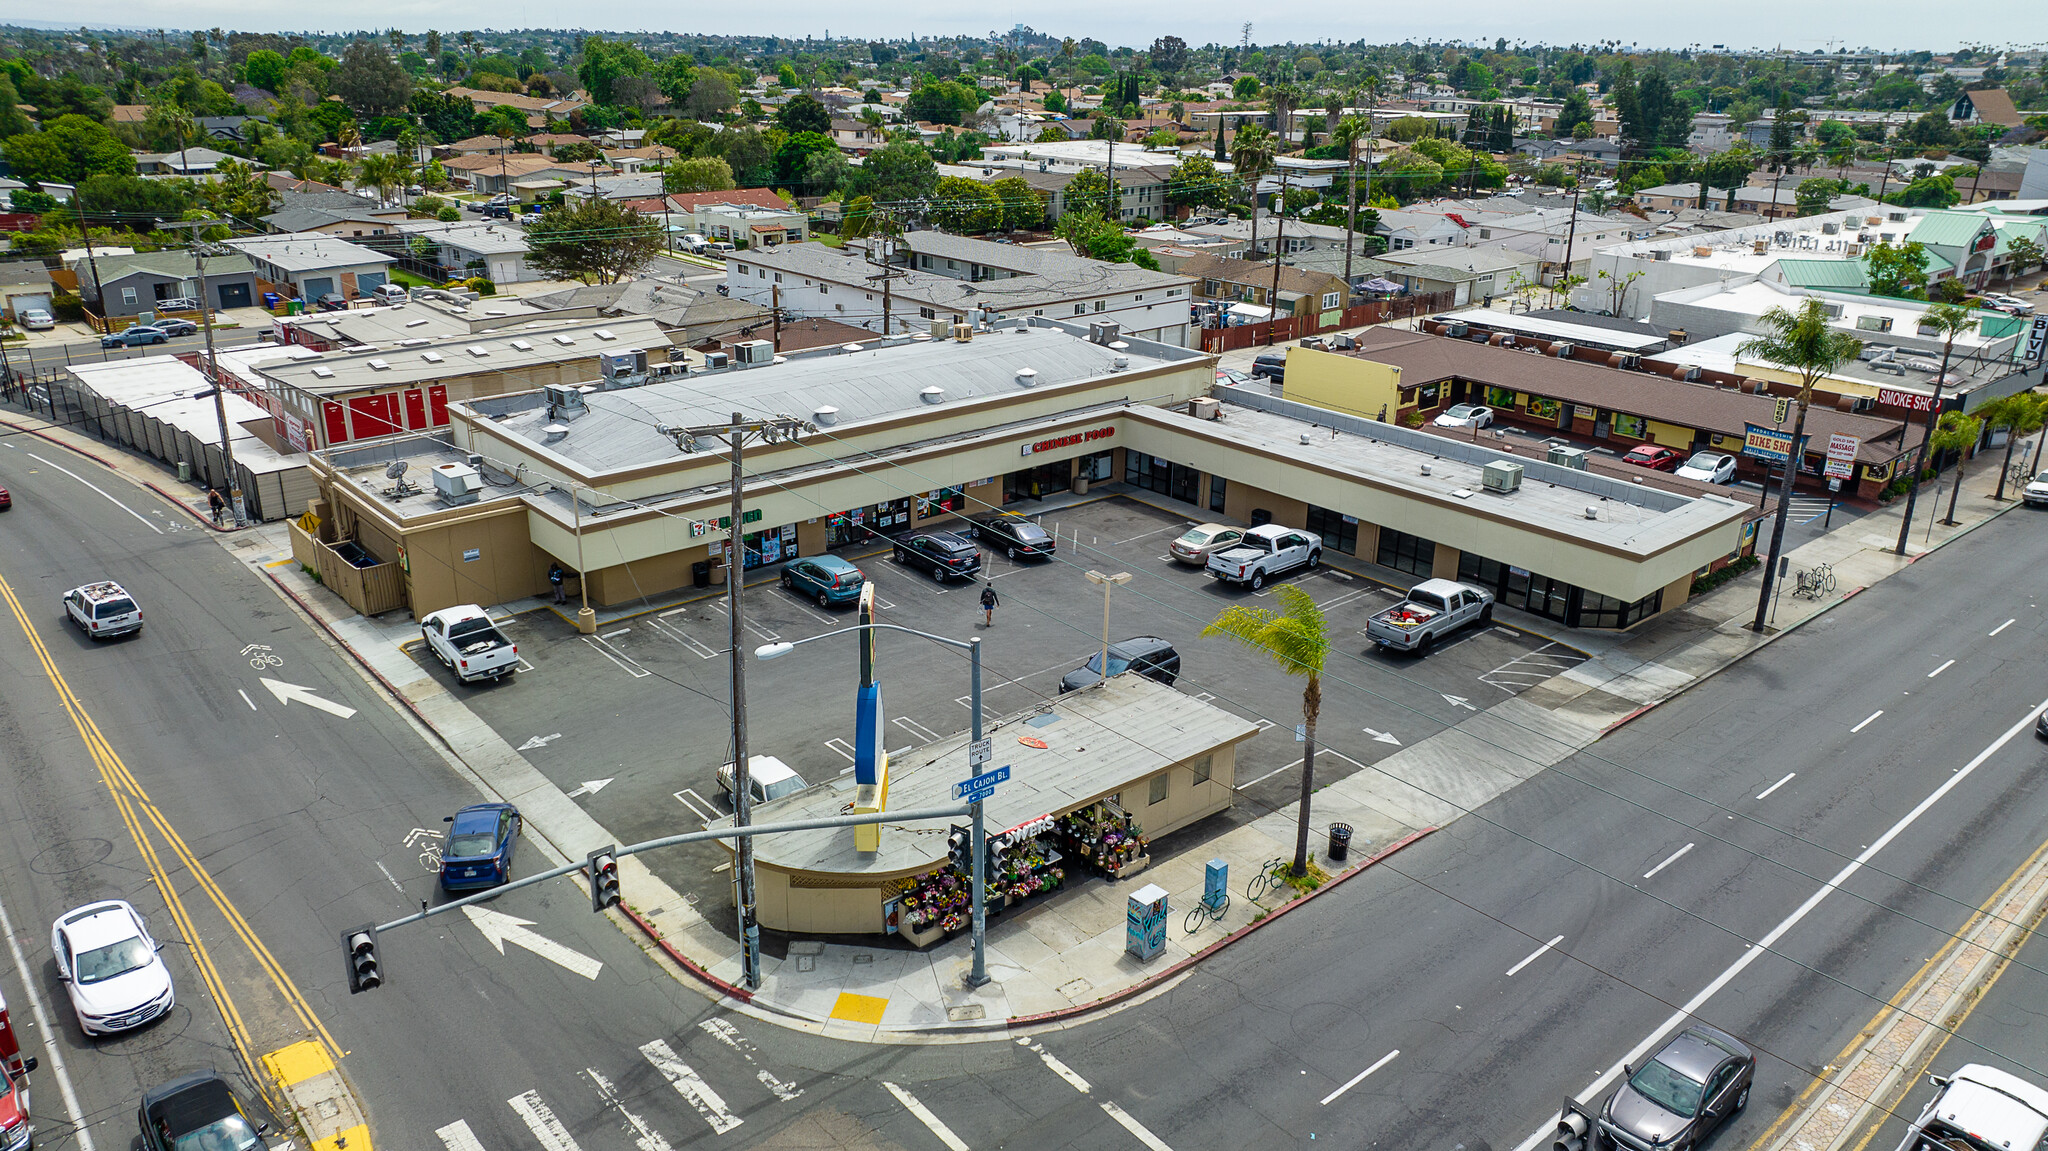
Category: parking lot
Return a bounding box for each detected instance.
[413,494,1586,942]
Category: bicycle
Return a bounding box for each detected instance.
[1184,888,1230,933]
[1245,857,1289,902]
[1792,562,1836,600]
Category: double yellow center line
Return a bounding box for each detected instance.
[0,570,340,1075]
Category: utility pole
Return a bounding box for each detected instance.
[1895,369,1953,556]
[655,411,817,990]
[1264,164,1290,346]
[1557,172,1584,307]
[770,283,781,352]
[1751,392,1811,633]
[156,218,243,526]
[78,187,105,321]
[863,232,905,336]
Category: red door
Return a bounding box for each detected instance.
[428,384,449,426]
[404,388,428,430]
[348,393,400,438]
[322,401,348,446]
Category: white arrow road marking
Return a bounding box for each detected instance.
[698,1018,802,1101]
[462,906,603,980]
[565,778,614,799]
[1320,1050,1400,1107]
[884,1083,969,1151]
[1100,1100,1178,1150]
[1016,1037,1091,1094]
[436,1121,490,1151]
[586,1068,673,1151]
[258,677,357,718]
[518,733,563,751]
[1363,726,1402,746]
[642,1039,743,1134]
[509,1091,584,1151]
[1441,693,1478,710]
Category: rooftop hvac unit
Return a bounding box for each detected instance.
[430,462,483,507]
[1654,249,1672,261]
[1821,303,1845,319]
[1615,352,1642,370]
[1821,222,1840,235]
[1547,445,1589,470]
[1481,460,1524,493]
[1190,397,1221,420]
[930,317,952,338]
[952,322,974,342]
[1677,365,1702,381]
[1844,243,1864,257]
[1445,322,1469,338]
[543,383,586,420]
[702,351,729,369]
[1553,342,1575,358]
[598,350,649,383]
[732,339,774,365]
[1752,240,1769,255]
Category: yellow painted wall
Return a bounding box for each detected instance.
[1645,419,1697,449]
[1281,347,1404,423]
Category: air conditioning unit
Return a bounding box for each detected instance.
[1547,445,1589,470]
[1844,243,1864,257]
[1481,460,1524,493]
[543,383,586,420]
[1445,322,1469,338]
[732,339,774,365]
[1616,353,1642,370]
[1821,222,1839,235]
[430,462,483,507]
[1677,365,1702,381]
[952,322,974,342]
[1190,397,1221,420]
[1553,342,1576,358]
[702,351,729,369]
[1821,303,1844,319]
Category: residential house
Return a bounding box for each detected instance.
[443,86,591,131]
[1635,183,1705,212]
[77,250,261,317]
[260,191,408,240]
[222,232,397,304]
[525,279,772,348]
[602,145,677,173]
[444,153,591,197]
[1177,252,1347,321]
[1512,138,1573,162]
[132,147,256,177]
[1376,247,1541,307]
[1372,208,1474,252]
[393,220,536,284]
[830,119,887,153]
[443,134,518,157]
[1563,138,1622,168]
[197,116,253,143]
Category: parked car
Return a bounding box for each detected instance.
[718,755,809,807]
[678,232,711,254]
[17,307,54,330]
[1206,523,1319,589]
[1622,444,1684,472]
[371,283,410,305]
[314,293,348,312]
[0,1053,36,1151]
[439,802,520,891]
[781,554,865,606]
[1250,353,1286,382]
[139,1070,280,1151]
[1216,367,1253,386]
[1598,1024,1754,1151]
[1978,293,2035,316]
[893,531,981,582]
[63,580,143,639]
[1675,451,1738,484]
[50,899,174,1035]
[2025,470,2048,508]
[151,317,198,337]
[1433,403,1495,430]
[420,605,519,683]
[0,486,11,510]
[968,512,1056,559]
[708,241,737,257]
[1059,636,1181,693]
[1168,523,1245,565]
[1366,579,1494,654]
[100,325,167,348]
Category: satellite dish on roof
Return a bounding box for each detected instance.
[384,460,409,479]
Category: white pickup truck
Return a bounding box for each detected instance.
[421,605,520,683]
[1205,524,1321,589]
[1894,1065,2048,1151]
[1365,578,1494,653]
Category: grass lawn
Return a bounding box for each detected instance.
[817,233,843,248]
[389,269,440,289]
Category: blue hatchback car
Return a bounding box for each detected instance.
[440,802,520,891]
[780,555,865,607]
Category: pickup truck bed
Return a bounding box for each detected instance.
[1365,579,1493,653]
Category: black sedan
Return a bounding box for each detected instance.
[892,531,981,582]
[1059,636,1181,693]
[969,512,1056,560]
[140,1070,279,1151]
[1599,1024,1753,1151]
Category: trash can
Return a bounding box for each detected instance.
[692,560,711,588]
[1327,822,1353,862]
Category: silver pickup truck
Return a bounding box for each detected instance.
[421,605,520,683]
[1365,578,1493,653]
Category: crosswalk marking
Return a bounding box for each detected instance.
[1100,1101,1177,1151]
[587,1067,673,1151]
[641,1038,744,1134]
[436,1120,490,1151]
[1017,1037,1091,1094]
[885,1082,971,1151]
[509,1091,585,1151]
[699,1018,803,1101]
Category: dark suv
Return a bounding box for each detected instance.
[1251,353,1286,382]
[893,531,981,582]
[969,512,1056,560]
[1060,636,1180,693]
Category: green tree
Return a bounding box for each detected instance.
[838,194,881,239]
[985,177,1045,231]
[1034,124,1068,143]
[1865,241,1932,299]
[244,49,289,94]
[333,37,413,118]
[1384,115,1436,143]
[524,196,663,284]
[355,153,408,201]
[1736,299,1864,627]
[776,94,831,135]
[1794,177,1844,216]
[931,176,1003,233]
[4,115,136,183]
[410,90,477,143]
[1931,410,1985,526]
[1983,393,2048,502]
[1901,110,1959,148]
[711,127,772,185]
[903,80,984,127]
[484,104,528,140]
[1089,116,1125,142]
[1556,88,1594,138]
[577,37,652,107]
[1886,174,1959,209]
[686,72,737,121]
[1166,154,1230,214]
[1895,303,1977,549]
[1203,585,1330,877]
[1054,208,1159,268]
[2006,235,2043,276]
[73,173,188,231]
[849,139,937,204]
[1062,166,1115,217]
[663,156,735,194]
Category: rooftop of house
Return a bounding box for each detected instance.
[744,240,1190,309]
[223,232,394,274]
[93,249,257,283]
[524,279,767,332]
[1175,251,1343,295]
[393,220,530,255]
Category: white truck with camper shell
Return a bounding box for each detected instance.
[1893,1065,2048,1151]
[1205,523,1321,589]
[1365,578,1494,653]
[420,605,520,683]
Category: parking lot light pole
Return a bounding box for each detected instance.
[1085,571,1132,688]
[757,624,988,986]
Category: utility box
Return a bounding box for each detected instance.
[1126,884,1169,961]
[1547,445,1589,470]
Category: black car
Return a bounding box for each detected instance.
[1599,1025,1754,1151]
[140,1070,278,1151]
[314,293,348,312]
[893,531,981,582]
[969,512,1056,560]
[1250,353,1286,382]
[1059,636,1180,693]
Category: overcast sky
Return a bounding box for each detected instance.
[29,3,2045,53]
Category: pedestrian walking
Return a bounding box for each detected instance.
[979,582,999,626]
[206,488,225,526]
[549,562,568,605]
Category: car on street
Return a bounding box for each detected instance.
[17,307,54,330]
[0,487,11,511]
[1433,403,1495,429]
[781,554,865,606]
[439,802,520,891]
[1059,636,1181,693]
[139,1070,280,1151]
[100,325,168,348]
[151,318,198,337]
[718,755,809,807]
[1622,444,1684,472]
[1598,1024,1754,1151]
[1675,451,1738,484]
[1250,353,1286,382]
[893,530,981,582]
[0,1054,37,1151]
[2025,470,2048,508]
[50,899,174,1036]
[1169,523,1246,565]
[968,512,1056,559]
[63,580,143,639]
[1892,1065,2048,1151]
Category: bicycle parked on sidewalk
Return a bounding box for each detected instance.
[1245,857,1290,902]
[1184,887,1230,933]
[1792,561,1836,600]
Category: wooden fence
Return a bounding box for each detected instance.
[1198,291,1456,354]
[290,520,408,616]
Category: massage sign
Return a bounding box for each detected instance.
[1020,427,1115,457]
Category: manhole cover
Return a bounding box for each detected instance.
[947,1005,986,1022]
[1058,977,1093,998]
[852,953,874,965]
[789,940,825,956]
[796,956,816,973]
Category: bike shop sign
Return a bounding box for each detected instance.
[1742,423,1808,464]
[1823,433,1860,480]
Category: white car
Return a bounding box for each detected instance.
[1980,293,2034,317]
[1676,450,1738,484]
[2023,470,2048,508]
[51,900,174,1035]
[1433,403,1495,429]
[63,580,143,639]
[17,308,54,330]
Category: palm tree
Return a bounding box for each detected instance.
[1737,299,1864,629]
[1203,585,1330,878]
[357,153,407,204]
[1932,410,1985,526]
[164,105,197,180]
[1333,113,1370,297]
[1984,392,2048,501]
[1894,303,1974,554]
[1231,122,1276,262]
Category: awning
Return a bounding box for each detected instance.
[1227,302,1274,321]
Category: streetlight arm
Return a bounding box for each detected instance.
[755,621,976,659]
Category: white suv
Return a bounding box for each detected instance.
[63,581,143,639]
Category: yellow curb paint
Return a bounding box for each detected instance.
[263,559,296,568]
[312,1124,370,1151]
[260,1040,334,1087]
[830,992,888,1025]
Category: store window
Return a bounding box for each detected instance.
[1188,754,1212,785]
[1579,588,1663,629]
[1486,386,1517,409]
[1417,382,1442,408]
[1305,504,1358,555]
[1613,413,1648,440]
[1377,527,1435,577]
[1210,474,1227,513]
[738,523,797,570]
[1149,774,1170,805]
[1125,454,1200,503]
[1080,450,1115,482]
[1527,397,1563,421]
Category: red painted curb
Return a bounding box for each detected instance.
[1601,702,1658,736]
[617,903,756,1006]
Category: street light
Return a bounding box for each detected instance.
[755,623,992,988]
[1085,570,1131,690]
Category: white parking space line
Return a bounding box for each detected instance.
[1990,619,2016,637]
[601,627,632,639]
[673,789,719,823]
[238,689,258,710]
[1320,1050,1400,1106]
[1017,1037,1093,1093]
[27,452,161,532]
[508,1091,585,1151]
[894,716,942,742]
[1851,710,1884,733]
[648,617,722,658]
[1238,747,1351,789]
[1115,524,1184,545]
[1755,772,1797,800]
[436,1120,490,1151]
[885,1083,971,1151]
[1928,659,1955,678]
[641,1038,744,1134]
[1506,936,1565,977]
[586,1067,673,1151]
[1643,843,1694,880]
[582,635,652,678]
[1100,1100,1178,1151]
[824,737,856,762]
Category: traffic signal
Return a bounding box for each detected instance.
[589,846,621,912]
[343,925,382,993]
[1553,1106,1592,1151]
[947,825,973,873]
[983,834,1005,877]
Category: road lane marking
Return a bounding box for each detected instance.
[698,1018,802,1101]
[1755,773,1797,800]
[1506,936,1565,977]
[1507,696,2048,1151]
[587,1067,673,1151]
[259,677,357,718]
[436,1120,490,1151]
[463,906,603,979]
[885,1083,969,1151]
[0,882,96,1151]
[1851,711,1884,733]
[237,689,257,710]
[1991,619,2016,637]
[1643,844,1694,880]
[1929,659,1956,678]
[26,451,160,532]
[509,1091,585,1151]
[374,862,403,891]
[642,1038,743,1134]
[1017,1037,1092,1093]
[1100,1100,1178,1150]
[1321,1049,1400,1106]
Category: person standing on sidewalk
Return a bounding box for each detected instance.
[548,562,568,605]
[979,582,999,626]
[206,488,225,526]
